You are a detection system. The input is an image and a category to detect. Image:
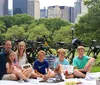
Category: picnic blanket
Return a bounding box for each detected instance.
[0,72,100,85]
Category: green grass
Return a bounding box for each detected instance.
[91,54,100,72]
[91,66,100,72]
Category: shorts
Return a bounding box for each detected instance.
[82,72,87,74]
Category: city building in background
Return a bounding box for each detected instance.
[0,0,86,23]
[74,0,82,22]
[0,0,8,16]
[40,7,47,18]
[69,7,74,23]
[8,9,13,16]
[48,5,61,18]
[13,0,28,15]
[75,1,88,23]
[28,0,40,19]
[60,6,69,21]
[81,1,88,15]
[48,5,74,23]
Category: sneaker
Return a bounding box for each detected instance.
[24,79,29,82]
[39,79,46,82]
[54,79,64,83]
[55,74,61,80]
[19,79,24,83]
[60,73,66,80]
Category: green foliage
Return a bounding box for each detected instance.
[4,25,26,39]
[27,24,51,40]
[75,0,100,42]
[0,14,71,45]
[0,16,14,29]
[0,21,6,33]
[36,18,70,32]
[52,26,72,44]
[84,0,98,7]
[13,14,34,26]
[0,14,34,28]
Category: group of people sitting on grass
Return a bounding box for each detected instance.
[0,40,95,82]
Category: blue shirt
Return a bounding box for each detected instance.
[54,58,69,68]
[0,52,7,79]
[33,59,49,74]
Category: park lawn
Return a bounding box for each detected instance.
[91,54,100,72]
[91,66,100,72]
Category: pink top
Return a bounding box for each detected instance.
[6,62,22,74]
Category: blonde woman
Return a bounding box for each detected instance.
[15,41,32,79]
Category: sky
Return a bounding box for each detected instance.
[8,0,76,9]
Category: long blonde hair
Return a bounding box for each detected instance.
[16,41,26,60]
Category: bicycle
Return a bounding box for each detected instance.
[26,35,54,64]
[57,38,83,64]
[87,40,100,59]
[67,38,84,64]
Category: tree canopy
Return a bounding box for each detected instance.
[75,0,100,42]
[0,14,72,47]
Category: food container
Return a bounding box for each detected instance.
[65,81,76,85]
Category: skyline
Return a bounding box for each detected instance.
[8,0,76,9]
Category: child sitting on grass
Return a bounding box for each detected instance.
[6,51,29,82]
[33,50,54,81]
[54,48,74,79]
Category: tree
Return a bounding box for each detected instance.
[0,21,6,33]
[84,0,98,7]
[75,0,100,42]
[36,18,70,32]
[13,14,34,26]
[0,14,71,45]
[52,26,72,44]
[0,16,14,29]
[4,25,26,40]
[0,14,34,30]
[27,24,51,40]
